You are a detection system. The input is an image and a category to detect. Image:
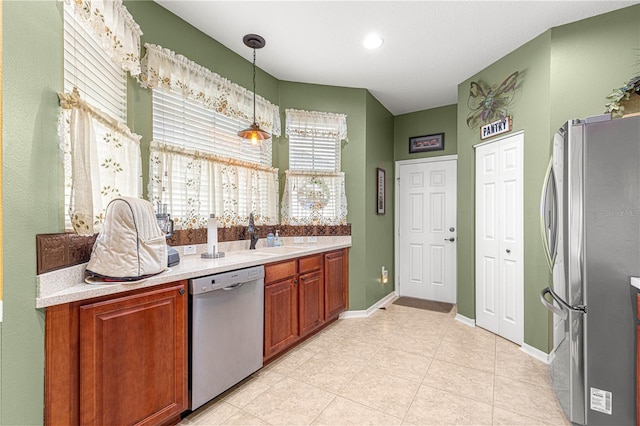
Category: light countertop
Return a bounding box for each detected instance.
[36,236,351,308]
[630,277,640,290]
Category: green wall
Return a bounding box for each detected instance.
[455,4,640,353]
[364,92,395,307]
[456,32,553,352]
[393,104,458,161]
[3,2,63,424]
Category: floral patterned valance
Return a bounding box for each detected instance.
[285,109,348,141]
[63,0,143,75]
[138,43,282,137]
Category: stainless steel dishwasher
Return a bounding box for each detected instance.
[189,265,264,411]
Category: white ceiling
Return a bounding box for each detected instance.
[153,1,640,115]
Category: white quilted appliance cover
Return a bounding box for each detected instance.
[86,197,167,280]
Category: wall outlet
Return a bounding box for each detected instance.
[293,237,305,244]
[307,236,318,244]
[183,245,197,255]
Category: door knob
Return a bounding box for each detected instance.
[449,227,455,232]
[444,237,455,242]
[506,249,511,253]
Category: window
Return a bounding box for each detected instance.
[149,88,278,229]
[60,2,142,235]
[281,109,348,225]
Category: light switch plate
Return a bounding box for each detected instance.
[293,237,304,244]
[307,236,318,243]
[183,245,197,255]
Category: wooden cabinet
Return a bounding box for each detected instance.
[264,274,299,359]
[264,249,348,362]
[299,254,324,338]
[45,281,188,426]
[324,249,349,320]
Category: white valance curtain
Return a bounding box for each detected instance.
[58,90,142,235]
[281,171,347,226]
[62,0,143,75]
[285,109,347,142]
[139,43,282,136]
[149,141,279,229]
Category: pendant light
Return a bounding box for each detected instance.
[237,34,270,145]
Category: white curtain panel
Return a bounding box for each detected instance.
[58,94,142,235]
[149,141,279,229]
[62,0,143,75]
[139,43,282,137]
[281,171,347,226]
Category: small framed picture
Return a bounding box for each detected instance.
[376,168,385,215]
[409,133,444,153]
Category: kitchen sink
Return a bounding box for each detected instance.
[254,246,310,255]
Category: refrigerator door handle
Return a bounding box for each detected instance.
[540,287,569,320]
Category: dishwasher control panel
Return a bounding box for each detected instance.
[189,265,265,295]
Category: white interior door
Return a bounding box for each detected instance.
[475,133,523,345]
[397,158,457,303]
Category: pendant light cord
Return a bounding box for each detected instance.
[252,48,257,125]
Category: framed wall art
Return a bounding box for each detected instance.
[409,133,444,153]
[376,167,385,215]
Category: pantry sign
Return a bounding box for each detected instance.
[481,116,512,140]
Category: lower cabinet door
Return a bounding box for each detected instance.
[264,278,299,359]
[79,283,187,426]
[299,270,324,338]
[325,249,348,320]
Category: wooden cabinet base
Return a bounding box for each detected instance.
[264,249,348,363]
[45,281,188,426]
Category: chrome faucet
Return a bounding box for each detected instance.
[248,212,259,249]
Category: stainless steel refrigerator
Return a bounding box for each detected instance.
[540,114,638,425]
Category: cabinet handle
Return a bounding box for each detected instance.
[179,288,185,295]
[301,277,306,281]
[326,255,332,260]
[293,279,298,285]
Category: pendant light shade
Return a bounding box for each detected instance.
[238,34,270,145]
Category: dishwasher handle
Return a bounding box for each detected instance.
[222,283,245,291]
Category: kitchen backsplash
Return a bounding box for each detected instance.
[36,224,351,275]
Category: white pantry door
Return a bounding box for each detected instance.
[475,132,523,345]
[397,158,457,303]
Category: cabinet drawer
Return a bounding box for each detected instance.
[265,260,297,284]
[299,254,322,274]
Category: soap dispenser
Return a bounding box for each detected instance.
[274,230,282,247]
[267,230,275,247]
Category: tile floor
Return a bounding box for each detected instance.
[180,302,569,425]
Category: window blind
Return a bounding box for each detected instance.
[152,89,271,166]
[63,4,126,122]
[288,134,340,172]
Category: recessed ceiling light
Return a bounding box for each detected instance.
[363,34,384,49]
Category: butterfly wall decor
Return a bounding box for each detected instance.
[466,71,520,130]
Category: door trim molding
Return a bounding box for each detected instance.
[473,130,524,149]
[394,155,458,301]
[396,154,458,167]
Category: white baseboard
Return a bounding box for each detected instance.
[521,343,554,364]
[0,300,3,322]
[339,291,398,319]
[454,313,475,327]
